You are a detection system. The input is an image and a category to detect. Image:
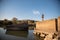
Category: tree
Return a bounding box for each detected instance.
[3,19,9,26]
[12,17,18,24]
[0,21,3,26]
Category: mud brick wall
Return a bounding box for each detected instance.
[58,17,60,37]
[58,17,60,31]
[36,19,57,33]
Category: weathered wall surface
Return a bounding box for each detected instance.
[58,17,60,37]
[58,17,60,31]
[36,19,56,33]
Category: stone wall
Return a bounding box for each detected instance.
[34,17,60,38]
[58,17,60,37]
[58,17,60,31]
[36,19,57,33]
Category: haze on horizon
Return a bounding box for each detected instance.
[0,0,60,21]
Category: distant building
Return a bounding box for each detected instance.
[42,14,44,21]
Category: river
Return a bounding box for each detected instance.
[0,27,42,40]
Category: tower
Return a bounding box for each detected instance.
[42,14,44,21]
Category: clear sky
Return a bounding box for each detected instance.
[0,0,60,21]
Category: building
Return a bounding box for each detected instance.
[33,16,60,39]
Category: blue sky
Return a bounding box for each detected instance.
[0,0,60,21]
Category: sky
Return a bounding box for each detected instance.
[0,0,60,21]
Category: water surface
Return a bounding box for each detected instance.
[0,27,41,40]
